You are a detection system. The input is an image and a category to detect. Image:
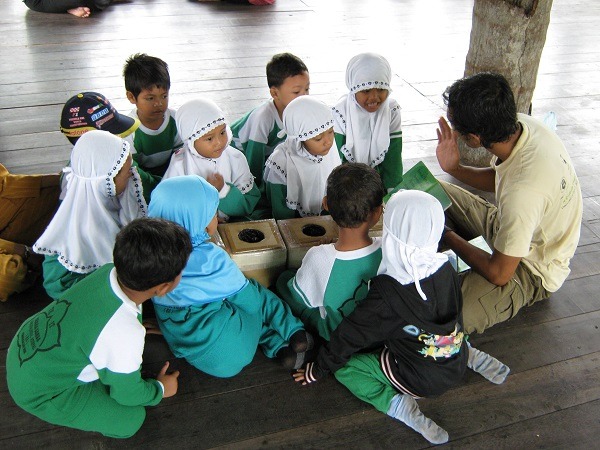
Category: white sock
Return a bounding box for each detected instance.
[468,343,510,384]
[387,394,449,444]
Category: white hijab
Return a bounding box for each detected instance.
[265,96,341,217]
[34,130,146,274]
[378,190,448,300]
[338,52,393,166]
[165,98,254,196]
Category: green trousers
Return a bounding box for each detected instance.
[334,353,397,414]
[26,380,146,438]
[440,181,549,334]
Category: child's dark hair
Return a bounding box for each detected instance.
[443,72,518,148]
[326,163,385,228]
[123,53,171,99]
[113,218,192,291]
[266,53,308,88]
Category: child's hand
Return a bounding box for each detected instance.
[292,362,318,386]
[292,368,309,385]
[157,361,180,398]
[207,173,225,191]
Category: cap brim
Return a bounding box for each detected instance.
[103,114,140,138]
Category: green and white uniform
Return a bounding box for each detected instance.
[230,99,284,186]
[7,264,163,438]
[125,108,182,175]
[277,239,382,340]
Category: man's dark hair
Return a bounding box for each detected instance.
[266,53,308,88]
[113,218,192,291]
[123,53,171,98]
[326,163,385,228]
[443,72,519,148]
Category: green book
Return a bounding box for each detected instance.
[383,161,452,210]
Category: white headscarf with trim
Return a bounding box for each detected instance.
[378,190,448,300]
[338,52,393,167]
[34,130,146,274]
[265,96,341,217]
[164,98,254,196]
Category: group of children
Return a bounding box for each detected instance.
[5,51,511,444]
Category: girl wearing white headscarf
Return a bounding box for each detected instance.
[264,96,342,220]
[149,175,313,377]
[332,53,403,191]
[34,130,146,300]
[164,98,260,221]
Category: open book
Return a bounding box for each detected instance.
[444,236,492,273]
[384,161,452,210]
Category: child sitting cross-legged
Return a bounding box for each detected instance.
[276,163,384,341]
[332,52,403,191]
[264,96,342,220]
[294,190,510,444]
[164,99,260,222]
[34,130,147,300]
[7,217,192,438]
[148,175,313,377]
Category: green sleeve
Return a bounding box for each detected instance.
[218,183,261,218]
[378,136,403,191]
[241,140,268,186]
[265,181,297,221]
[42,254,88,300]
[334,132,348,162]
[98,368,163,407]
[132,160,161,204]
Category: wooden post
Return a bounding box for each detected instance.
[459,0,553,166]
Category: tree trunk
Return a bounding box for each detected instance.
[459,0,553,166]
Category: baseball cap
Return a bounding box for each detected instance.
[60,92,140,144]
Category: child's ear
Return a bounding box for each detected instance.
[125,91,137,105]
[154,280,177,297]
[322,196,329,212]
[370,204,384,225]
[269,86,279,100]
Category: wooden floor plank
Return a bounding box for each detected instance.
[1,0,599,447]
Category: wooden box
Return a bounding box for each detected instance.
[277,216,339,269]
[216,219,287,288]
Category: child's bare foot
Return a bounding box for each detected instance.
[67,7,91,18]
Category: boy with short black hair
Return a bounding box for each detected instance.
[231,52,309,186]
[123,53,182,176]
[276,163,384,340]
[7,218,192,438]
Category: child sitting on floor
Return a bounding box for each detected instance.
[276,163,385,341]
[230,52,310,188]
[164,98,260,222]
[294,190,510,444]
[34,130,147,300]
[60,91,159,202]
[148,175,313,377]
[264,96,342,220]
[123,53,182,177]
[332,52,403,191]
[7,217,191,438]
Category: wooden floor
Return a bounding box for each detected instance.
[1,0,600,448]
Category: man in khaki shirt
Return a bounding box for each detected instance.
[435,73,583,334]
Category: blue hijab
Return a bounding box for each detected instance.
[148,175,248,306]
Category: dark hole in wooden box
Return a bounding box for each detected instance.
[301,224,326,237]
[238,228,265,243]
